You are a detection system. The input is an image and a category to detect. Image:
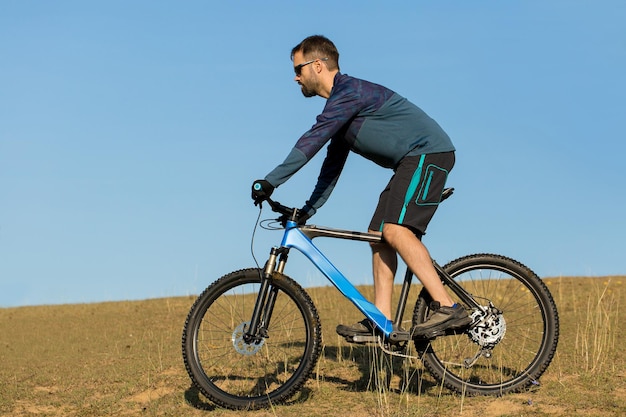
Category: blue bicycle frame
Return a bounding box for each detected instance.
[280,220,395,336]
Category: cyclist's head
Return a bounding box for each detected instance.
[291,35,340,72]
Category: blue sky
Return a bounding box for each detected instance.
[1,1,625,307]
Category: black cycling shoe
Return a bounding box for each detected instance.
[412,302,472,339]
[336,319,375,337]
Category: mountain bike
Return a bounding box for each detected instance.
[182,188,559,410]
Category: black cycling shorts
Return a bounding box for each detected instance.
[369,151,455,236]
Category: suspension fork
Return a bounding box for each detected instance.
[244,246,290,343]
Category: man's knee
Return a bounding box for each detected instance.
[368,229,388,252]
[382,223,423,244]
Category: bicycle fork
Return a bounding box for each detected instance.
[244,247,290,344]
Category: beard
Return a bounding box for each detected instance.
[300,84,317,97]
[299,79,318,97]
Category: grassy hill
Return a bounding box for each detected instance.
[0,276,624,417]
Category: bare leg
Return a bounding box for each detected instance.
[370,235,397,319]
[381,223,454,307]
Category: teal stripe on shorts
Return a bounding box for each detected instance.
[398,154,425,224]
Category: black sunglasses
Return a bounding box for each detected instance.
[294,58,328,76]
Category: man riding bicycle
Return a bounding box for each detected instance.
[252,35,470,338]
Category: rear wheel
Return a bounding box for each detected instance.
[182,268,322,409]
[413,254,559,395]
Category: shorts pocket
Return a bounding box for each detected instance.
[416,164,449,206]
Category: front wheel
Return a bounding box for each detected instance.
[182,268,322,410]
[413,254,559,395]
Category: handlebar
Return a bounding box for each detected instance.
[263,197,300,221]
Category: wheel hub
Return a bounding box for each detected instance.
[232,321,265,355]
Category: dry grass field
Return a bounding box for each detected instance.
[0,276,624,417]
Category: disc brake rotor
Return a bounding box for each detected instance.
[467,307,507,349]
[231,321,265,355]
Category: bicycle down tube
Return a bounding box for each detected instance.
[276,220,391,336]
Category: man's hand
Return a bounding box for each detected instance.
[251,179,274,205]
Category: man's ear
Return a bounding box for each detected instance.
[314,59,326,74]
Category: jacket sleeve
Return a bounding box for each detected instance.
[264,75,362,188]
[302,137,351,215]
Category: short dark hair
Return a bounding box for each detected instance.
[291,35,340,71]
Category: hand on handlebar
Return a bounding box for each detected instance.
[251,180,314,226]
[251,179,274,205]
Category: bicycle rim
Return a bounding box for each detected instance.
[414,254,559,395]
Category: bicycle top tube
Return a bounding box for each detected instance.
[299,224,382,243]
